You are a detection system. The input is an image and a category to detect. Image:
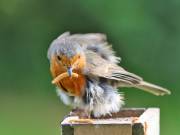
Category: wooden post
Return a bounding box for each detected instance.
[61,108,159,135]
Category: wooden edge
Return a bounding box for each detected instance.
[92,108,146,119]
[132,108,160,135]
[61,108,146,125]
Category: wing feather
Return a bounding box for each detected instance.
[85,51,142,85]
[85,51,171,96]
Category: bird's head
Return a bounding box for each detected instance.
[48,37,86,77]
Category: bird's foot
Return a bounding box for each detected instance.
[68,118,93,124]
[68,108,93,124]
[69,108,90,118]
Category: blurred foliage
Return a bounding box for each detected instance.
[0,0,179,135]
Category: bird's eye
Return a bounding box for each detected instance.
[57,56,61,61]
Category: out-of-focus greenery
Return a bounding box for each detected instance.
[0,0,179,135]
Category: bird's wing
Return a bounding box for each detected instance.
[85,51,142,85]
[69,32,121,64]
[85,51,171,96]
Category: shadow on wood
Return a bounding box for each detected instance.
[61,108,159,135]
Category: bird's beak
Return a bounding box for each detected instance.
[67,67,73,77]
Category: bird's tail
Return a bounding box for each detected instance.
[134,81,171,96]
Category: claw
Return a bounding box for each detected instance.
[68,118,94,124]
[67,109,93,124]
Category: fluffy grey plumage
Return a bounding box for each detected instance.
[48,33,83,59]
[48,32,171,117]
[56,77,124,117]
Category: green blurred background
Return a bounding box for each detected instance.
[0,0,179,134]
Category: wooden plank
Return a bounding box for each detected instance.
[61,108,159,135]
[74,124,132,135]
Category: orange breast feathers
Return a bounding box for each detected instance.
[50,56,86,97]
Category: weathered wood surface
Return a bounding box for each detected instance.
[61,108,159,135]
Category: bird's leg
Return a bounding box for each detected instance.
[69,108,89,117]
[68,108,93,124]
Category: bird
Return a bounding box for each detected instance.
[47,32,171,120]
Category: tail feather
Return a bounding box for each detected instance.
[135,81,171,96]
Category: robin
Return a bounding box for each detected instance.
[47,32,170,120]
